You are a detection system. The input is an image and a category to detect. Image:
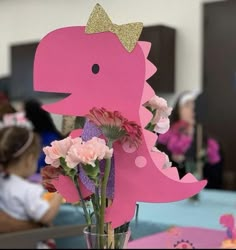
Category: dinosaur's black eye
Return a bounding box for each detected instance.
[92,64,100,74]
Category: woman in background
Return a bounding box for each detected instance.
[157,91,223,189]
[24,99,63,173]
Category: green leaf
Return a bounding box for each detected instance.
[89,211,95,219]
[145,122,155,132]
[82,162,100,180]
[101,125,126,142]
[145,105,153,113]
[59,157,68,168]
[60,157,77,178]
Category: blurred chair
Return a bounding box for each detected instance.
[0,224,86,249]
[0,211,41,233]
[0,211,86,249]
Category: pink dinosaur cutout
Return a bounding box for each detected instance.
[34,26,206,228]
[52,175,92,203]
[220,214,236,239]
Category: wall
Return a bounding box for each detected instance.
[0,0,221,129]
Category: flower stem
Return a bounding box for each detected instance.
[91,179,100,232]
[91,181,100,248]
[107,199,114,248]
[99,140,113,247]
[95,182,100,229]
[73,175,92,230]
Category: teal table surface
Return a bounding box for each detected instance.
[53,204,86,249]
[53,189,235,248]
[136,189,236,230]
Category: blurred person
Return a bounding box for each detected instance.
[0,91,9,105]
[156,91,222,189]
[0,91,16,120]
[0,102,16,120]
[23,99,63,173]
[0,126,63,231]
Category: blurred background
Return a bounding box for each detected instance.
[0,0,235,190]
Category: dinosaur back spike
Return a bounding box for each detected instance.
[138,41,157,80]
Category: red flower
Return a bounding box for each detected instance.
[86,107,126,128]
[41,165,64,192]
[122,120,142,148]
[86,107,142,148]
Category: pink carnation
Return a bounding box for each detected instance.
[43,136,82,167]
[66,137,113,168]
[145,95,172,135]
[154,117,170,134]
[43,147,61,167]
[146,95,172,119]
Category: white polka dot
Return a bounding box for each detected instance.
[122,142,137,153]
[135,156,147,168]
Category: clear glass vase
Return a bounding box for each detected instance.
[83,225,131,249]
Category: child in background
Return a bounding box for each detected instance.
[0,102,16,120]
[0,126,63,232]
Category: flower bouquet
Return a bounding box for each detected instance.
[34,3,207,249]
[42,99,173,249]
[42,107,144,248]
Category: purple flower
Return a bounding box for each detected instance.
[207,138,220,164]
[167,133,192,155]
[158,120,192,155]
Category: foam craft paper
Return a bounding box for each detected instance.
[51,175,92,203]
[34,3,207,228]
[220,214,236,239]
[128,226,225,249]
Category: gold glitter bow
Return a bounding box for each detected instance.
[85,4,143,52]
